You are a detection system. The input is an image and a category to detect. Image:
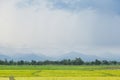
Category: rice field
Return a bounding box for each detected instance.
[0,65,120,80]
[0,70,120,77]
[0,77,120,80]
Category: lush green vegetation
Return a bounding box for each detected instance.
[0,65,120,77]
[0,65,120,70]
[0,58,119,65]
[1,77,120,80]
[1,70,120,77]
[0,65,120,80]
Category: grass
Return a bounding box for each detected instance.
[11,77,120,80]
[0,70,120,77]
[0,65,120,80]
[0,77,120,80]
[0,65,120,70]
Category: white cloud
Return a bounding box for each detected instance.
[0,0,120,56]
[0,0,94,47]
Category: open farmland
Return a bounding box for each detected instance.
[1,77,120,80]
[0,65,120,80]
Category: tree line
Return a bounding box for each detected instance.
[0,58,120,65]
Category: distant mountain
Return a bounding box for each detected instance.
[57,51,103,61]
[98,53,120,61]
[58,51,120,61]
[0,53,55,61]
[0,51,120,61]
[0,54,11,60]
[10,53,49,61]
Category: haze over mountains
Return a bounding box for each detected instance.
[0,51,120,61]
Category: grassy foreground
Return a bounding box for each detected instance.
[0,65,120,70]
[0,65,120,80]
[0,70,120,77]
[1,77,120,80]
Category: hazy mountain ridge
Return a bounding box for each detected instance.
[10,53,49,61]
[0,51,120,61]
[0,54,11,60]
[57,51,103,61]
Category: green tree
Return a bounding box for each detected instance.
[94,59,101,65]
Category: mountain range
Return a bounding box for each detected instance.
[0,51,120,61]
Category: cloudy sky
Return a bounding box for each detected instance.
[0,0,120,56]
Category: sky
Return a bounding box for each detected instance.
[0,0,120,56]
